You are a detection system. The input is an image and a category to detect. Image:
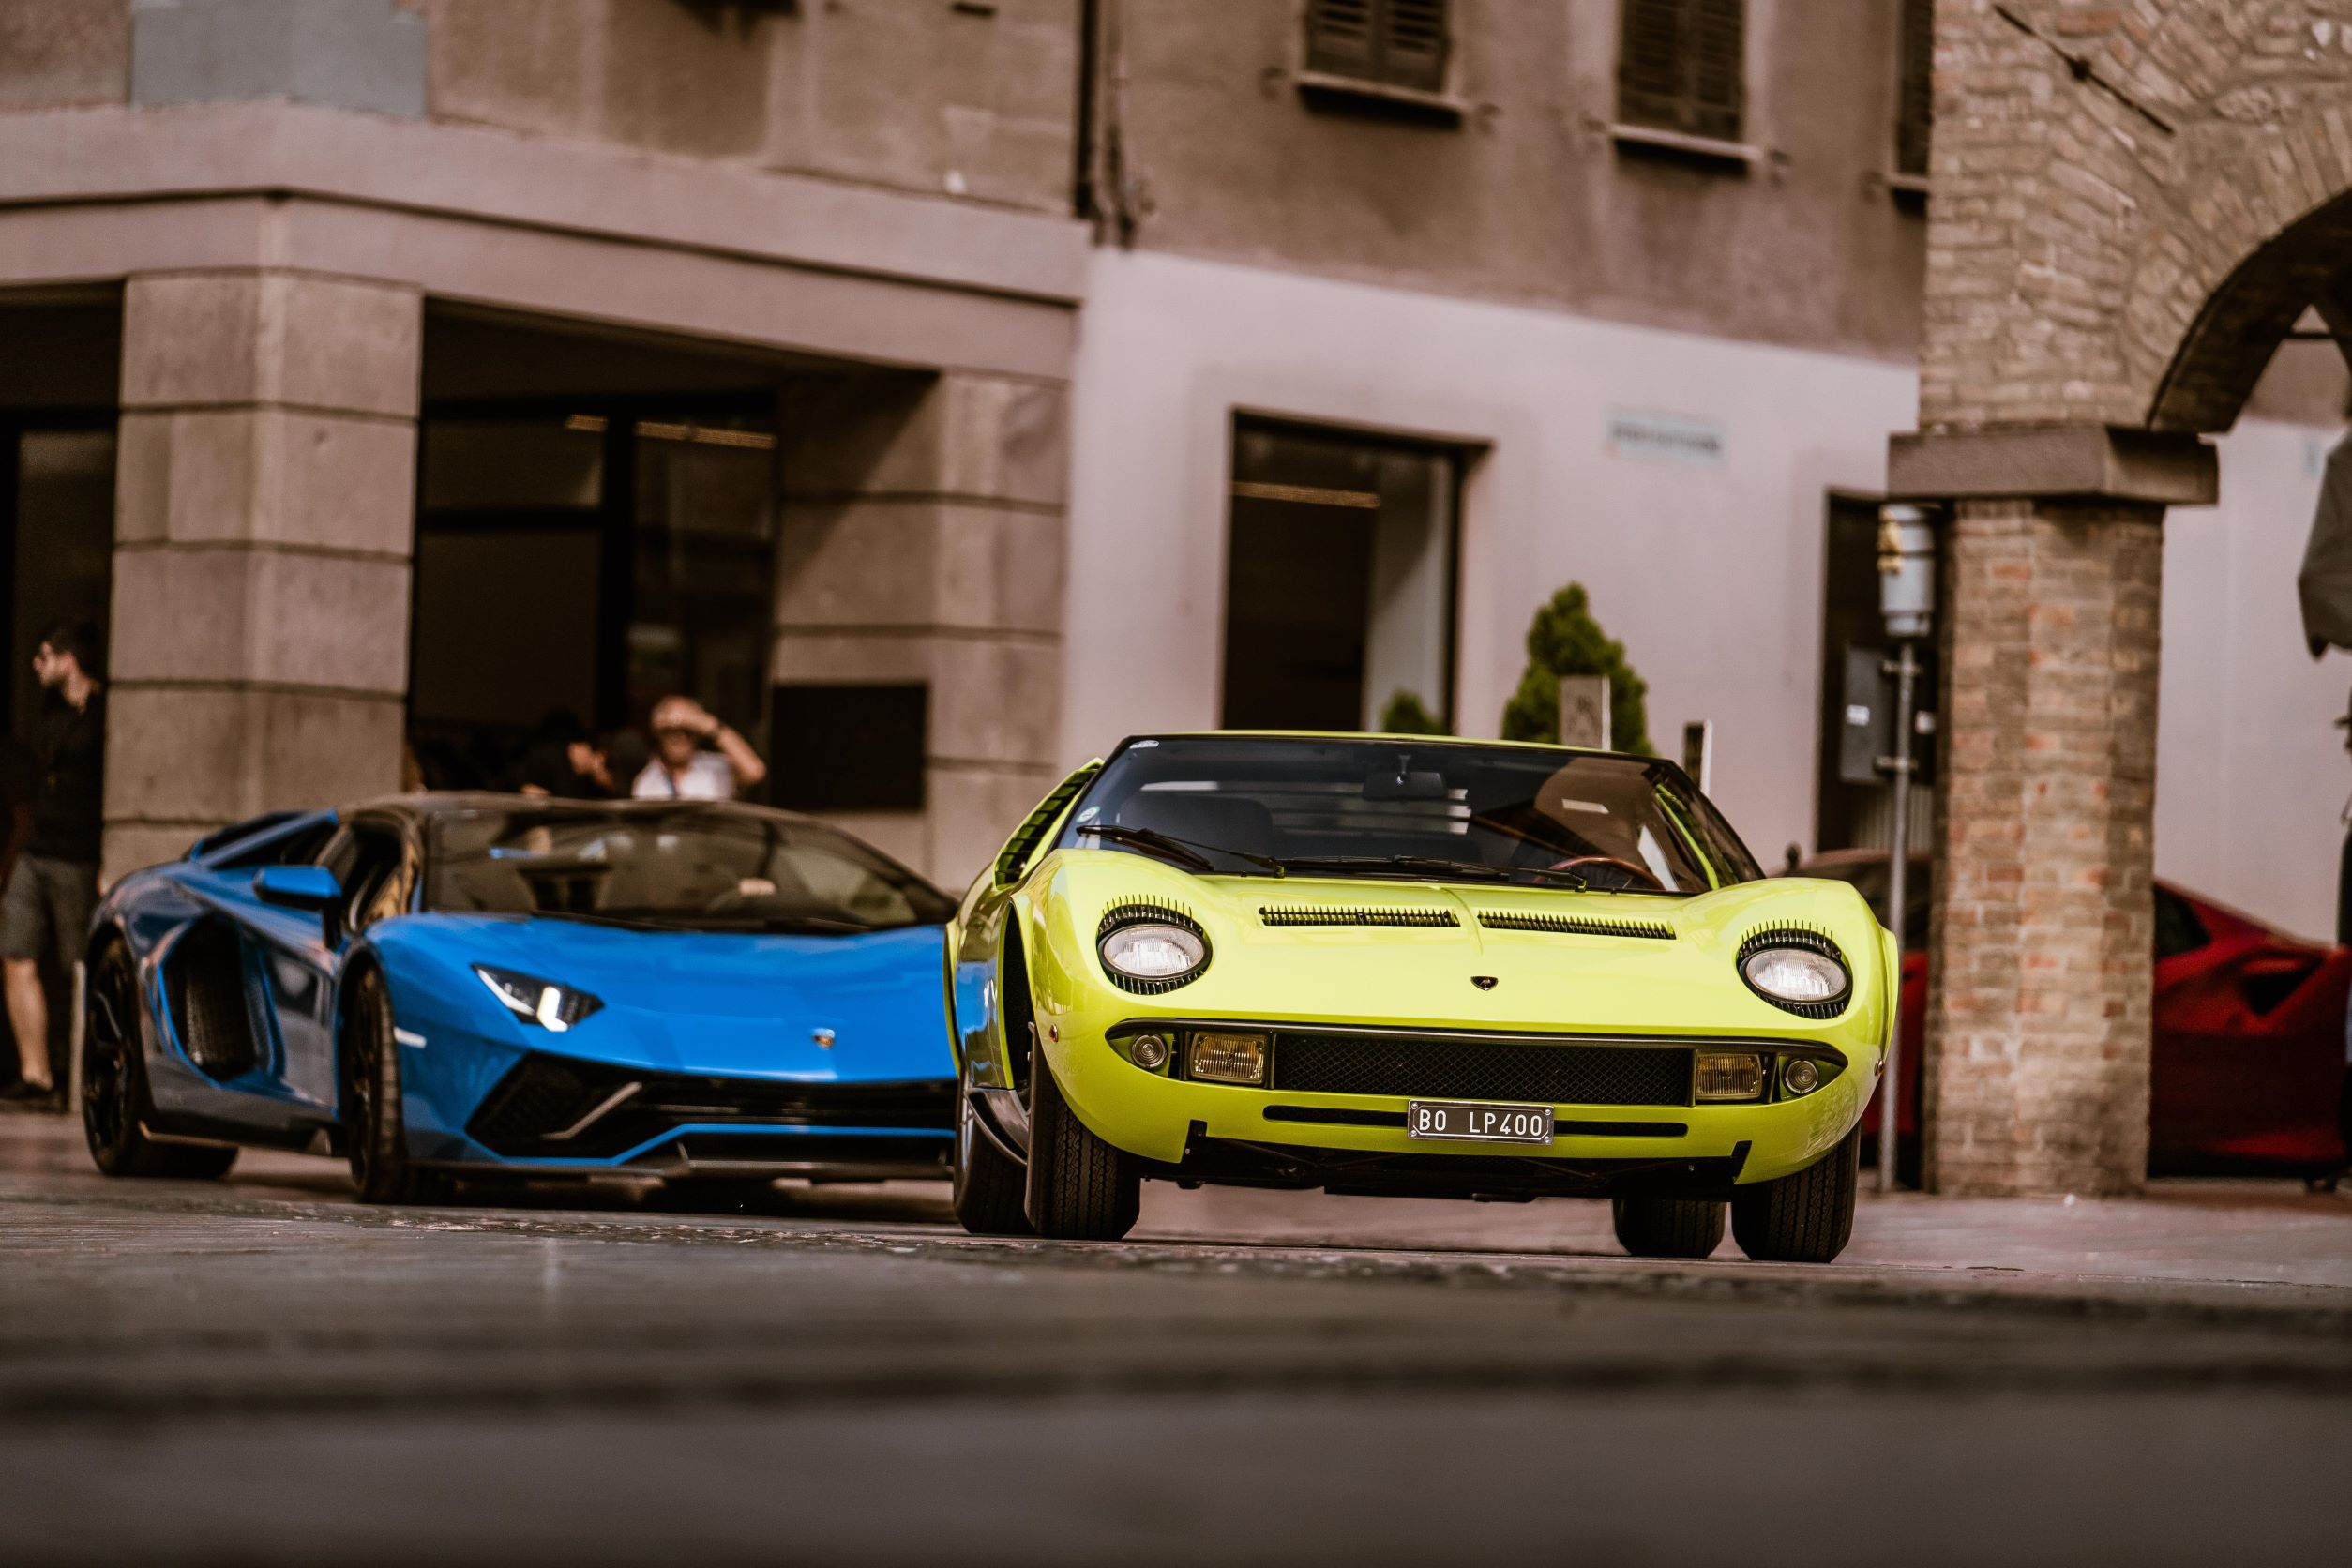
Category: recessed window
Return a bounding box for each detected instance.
[1895,0,1935,179]
[1221,418,1460,734]
[1304,0,1451,95]
[1617,0,1746,144]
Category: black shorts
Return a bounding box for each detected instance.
[0,854,98,968]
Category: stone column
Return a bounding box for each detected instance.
[1927,498,2164,1196]
[1890,426,2212,1198]
[775,370,1068,887]
[105,270,420,882]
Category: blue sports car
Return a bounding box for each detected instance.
[79,794,961,1203]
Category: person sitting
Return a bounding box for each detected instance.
[631,696,767,801]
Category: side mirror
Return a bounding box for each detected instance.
[253,865,340,913]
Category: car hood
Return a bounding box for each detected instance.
[384,914,950,1080]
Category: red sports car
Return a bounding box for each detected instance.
[1801,852,2352,1185]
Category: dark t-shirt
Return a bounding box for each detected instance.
[27,691,103,864]
[514,741,613,801]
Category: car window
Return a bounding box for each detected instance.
[337,826,414,933]
[209,816,338,870]
[428,801,955,933]
[1057,738,1762,894]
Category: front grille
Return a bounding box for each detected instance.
[468,1055,955,1159]
[1266,1033,1694,1107]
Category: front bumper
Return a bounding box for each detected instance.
[409,1045,954,1177]
[1037,1018,1877,1188]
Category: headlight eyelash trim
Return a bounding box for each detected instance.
[1735,925,1852,1019]
[1097,901,1210,995]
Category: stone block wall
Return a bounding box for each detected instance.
[103,270,419,882]
[775,370,1068,888]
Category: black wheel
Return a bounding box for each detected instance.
[1023,1037,1139,1242]
[952,1055,1032,1237]
[1610,1195,1726,1259]
[342,966,450,1205]
[1731,1125,1861,1263]
[80,943,236,1181]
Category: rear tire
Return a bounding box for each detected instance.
[952,1058,1032,1237]
[342,966,451,1206]
[1610,1195,1726,1259]
[1023,1044,1139,1242]
[80,943,237,1181]
[1732,1125,1861,1263]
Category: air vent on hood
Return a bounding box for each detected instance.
[1259,905,1459,928]
[1479,912,1675,941]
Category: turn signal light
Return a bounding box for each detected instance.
[1694,1051,1765,1102]
[1188,1031,1268,1085]
[1128,1033,1171,1070]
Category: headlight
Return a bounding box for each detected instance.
[1100,924,1207,984]
[474,965,603,1032]
[1737,930,1851,1018]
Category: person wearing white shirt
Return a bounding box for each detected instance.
[632,695,768,801]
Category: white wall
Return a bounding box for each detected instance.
[2160,420,2352,942]
[1063,248,2352,941]
[1063,248,1914,865]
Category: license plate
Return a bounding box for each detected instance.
[1407,1099,1555,1144]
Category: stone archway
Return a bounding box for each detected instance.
[1889,1,2352,1196]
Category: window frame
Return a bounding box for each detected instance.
[1298,0,1460,113]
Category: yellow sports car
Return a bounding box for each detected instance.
[945,733,1893,1261]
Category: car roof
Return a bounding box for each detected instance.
[1124,731,1659,765]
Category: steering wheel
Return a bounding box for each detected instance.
[1545,854,1666,891]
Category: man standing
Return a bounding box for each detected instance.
[631,695,767,801]
[1,624,106,1106]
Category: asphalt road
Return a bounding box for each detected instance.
[2,1116,2347,1567]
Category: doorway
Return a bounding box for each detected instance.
[1220,416,1462,732]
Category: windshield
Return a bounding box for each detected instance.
[1055,737,1762,895]
[429,802,956,932]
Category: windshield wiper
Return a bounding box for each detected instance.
[1272,854,1514,883]
[1076,824,1286,876]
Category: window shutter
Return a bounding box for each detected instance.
[1382,0,1451,93]
[1689,0,1745,143]
[1305,0,1450,93]
[1618,0,1745,143]
[1304,0,1379,80]
[1896,0,1935,176]
[1618,0,1689,131]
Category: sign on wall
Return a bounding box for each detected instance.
[1606,409,1726,469]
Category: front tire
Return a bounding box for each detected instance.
[1731,1125,1860,1263]
[342,966,449,1206]
[1023,1045,1139,1242]
[81,943,236,1181]
[1611,1195,1725,1259]
[952,1059,1032,1236]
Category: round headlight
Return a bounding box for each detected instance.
[1128,1033,1170,1069]
[1100,923,1207,983]
[1784,1056,1822,1095]
[1741,946,1848,1006]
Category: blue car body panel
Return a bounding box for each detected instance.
[91,803,958,1178]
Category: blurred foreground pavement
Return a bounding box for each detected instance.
[1,1111,2346,1566]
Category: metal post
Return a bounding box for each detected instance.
[1877,641,1919,1194]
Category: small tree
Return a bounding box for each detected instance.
[1500,583,1651,753]
[1378,690,1449,736]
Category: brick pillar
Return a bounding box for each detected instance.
[104,271,420,882]
[775,370,1068,887]
[1925,497,2164,1197]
